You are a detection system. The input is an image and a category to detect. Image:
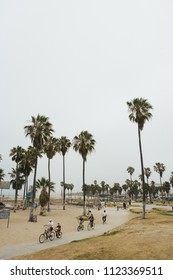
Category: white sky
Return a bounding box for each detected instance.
[1,0,173,195]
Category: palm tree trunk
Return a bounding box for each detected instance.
[47,158,51,212]
[23,174,27,202]
[14,163,19,211]
[138,126,146,219]
[63,155,66,210]
[32,156,38,203]
[29,155,37,221]
[83,159,86,216]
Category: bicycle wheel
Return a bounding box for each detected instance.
[49,231,55,241]
[77,225,80,231]
[57,232,62,238]
[39,233,45,243]
[87,223,92,231]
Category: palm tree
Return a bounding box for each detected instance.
[10,146,25,206]
[100,181,106,196]
[144,167,152,199]
[127,166,135,182]
[127,97,153,218]
[58,136,71,210]
[9,167,25,205]
[36,177,55,214]
[127,166,135,193]
[20,146,35,201]
[169,171,173,185]
[24,114,54,220]
[162,181,170,197]
[153,162,166,190]
[73,130,96,215]
[0,168,5,182]
[113,183,121,198]
[122,183,128,197]
[44,136,59,211]
[169,172,173,193]
[144,167,152,184]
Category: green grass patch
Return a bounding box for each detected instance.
[103,230,120,236]
[152,208,173,216]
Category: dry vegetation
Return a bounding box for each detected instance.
[10,207,173,260]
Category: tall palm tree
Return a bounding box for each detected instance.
[153,162,166,197]
[58,136,71,210]
[127,97,153,218]
[24,114,54,220]
[44,136,59,211]
[73,130,96,215]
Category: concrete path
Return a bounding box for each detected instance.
[0,207,133,259]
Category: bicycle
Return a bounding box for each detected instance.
[39,225,55,243]
[102,215,107,224]
[54,228,62,238]
[77,221,84,231]
[87,221,95,231]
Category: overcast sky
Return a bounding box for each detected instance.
[1,0,173,195]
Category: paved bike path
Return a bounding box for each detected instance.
[0,208,133,259]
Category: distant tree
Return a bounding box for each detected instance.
[0,168,5,182]
[127,166,135,182]
[100,181,106,195]
[144,167,152,198]
[153,162,166,196]
[169,171,173,188]
[144,167,152,184]
[162,181,170,196]
[122,183,128,197]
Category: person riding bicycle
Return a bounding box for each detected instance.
[89,213,94,228]
[56,222,61,233]
[78,216,84,230]
[102,209,107,223]
[79,216,84,225]
[55,222,62,237]
[47,219,54,232]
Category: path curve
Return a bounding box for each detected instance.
[0,207,133,259]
